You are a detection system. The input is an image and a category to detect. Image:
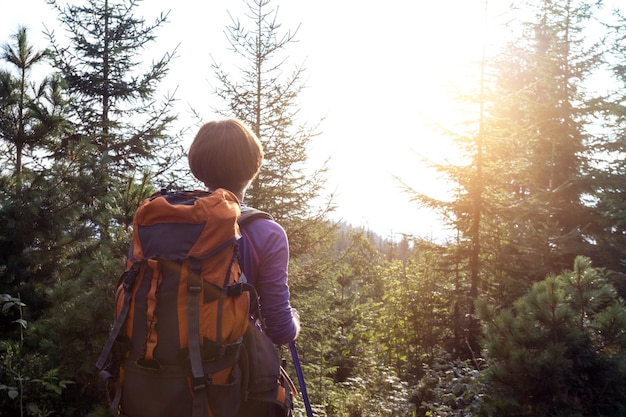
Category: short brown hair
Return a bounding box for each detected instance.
[188,119,263,191]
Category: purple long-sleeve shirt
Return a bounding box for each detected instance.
[238,212,298,345]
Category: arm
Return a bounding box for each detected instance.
[240,219,300,345]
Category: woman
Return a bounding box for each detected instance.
[189,119,300,417]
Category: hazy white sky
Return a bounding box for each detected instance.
[2,0,498,240]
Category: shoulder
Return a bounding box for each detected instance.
[239,210,287,251]
[239,207,271,225]
[241,215,287,241]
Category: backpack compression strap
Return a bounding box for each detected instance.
[186,253,252,417]
[96,262,143,373]
[187,257,208,417]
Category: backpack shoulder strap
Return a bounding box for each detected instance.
[238,207,273,228]
[236,207,271,327]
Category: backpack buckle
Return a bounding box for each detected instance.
[120,263,141,291]
[187,274,202,294]
[187,259,203,294]
[226,282,245,297]
[192,375,211,392]
[188,284,202,293]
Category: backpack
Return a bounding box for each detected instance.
[96,189,295,417]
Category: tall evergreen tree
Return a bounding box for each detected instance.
[402,0,612,356]
[207,6,339,411]
[44,0,183,186]
[0,27,50,177]
[0,27,106,415]
[1,1,184,412]
[483,0,603,284]
[400,0,493,356]
[210,0,333,258]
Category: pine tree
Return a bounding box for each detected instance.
[0,27,107,415]
[0,27,74,292]
[39,0,184,258]
[478,256,626,416]
[208,7,337,411]
[0,27,50,177]
[399,0,493,356]
[403,0,611,348]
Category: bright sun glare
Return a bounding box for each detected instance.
[1,0,503,239]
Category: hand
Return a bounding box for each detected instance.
[291,308,300,322]
[291,308,301,338]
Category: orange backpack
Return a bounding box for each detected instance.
[96,189,294,417]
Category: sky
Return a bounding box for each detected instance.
[1,0,501,240]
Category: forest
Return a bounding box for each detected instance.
[1,0,626,416]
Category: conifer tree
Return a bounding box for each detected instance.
[210,0,333,258]
[478,256,626,415]
[0,27,50,177]
[208,7,336,411]
[400,0,493,355]
[2,1,184,411]
[0,27,104,415]
[39,0,184,258]
[0,27,74,292]
[44,0,183,187]
[482,0,603,284]
[403,0,610,347]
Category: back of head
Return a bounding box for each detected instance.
[188,119,264,193]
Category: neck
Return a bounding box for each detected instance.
[208,188,245,202]
[233,190,245,202]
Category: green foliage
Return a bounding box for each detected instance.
[0,26,56,177]
[401,0,624,364]
[478,256,626,416]
[0,294,73,417]
[3,1,626,416]
[291,229,474,415]
[0,8,174,414]
[0,344,74,417]
[415,350,487,417]
[479,0,617,285]
[330,368,415,417]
